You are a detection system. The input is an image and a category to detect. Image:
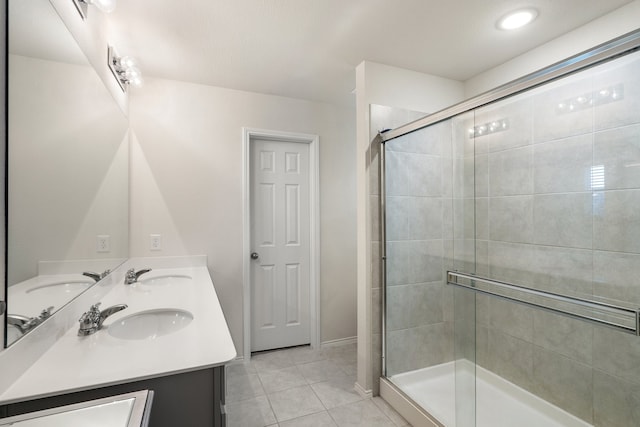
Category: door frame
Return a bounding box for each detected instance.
[242,127,320,361]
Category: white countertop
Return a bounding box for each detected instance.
[0,262,236,404]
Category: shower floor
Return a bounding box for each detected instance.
[390,360,591,427]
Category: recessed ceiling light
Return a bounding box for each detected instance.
[497,8,538,30]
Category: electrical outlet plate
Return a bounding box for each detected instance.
[97,235,111,253]
[150,234,162,251]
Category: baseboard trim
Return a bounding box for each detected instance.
[320,336,357,348]
[354,381,372,399]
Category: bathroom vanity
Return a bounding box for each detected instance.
[0,257,236,427]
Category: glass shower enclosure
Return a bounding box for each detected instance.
[380,29,640,427]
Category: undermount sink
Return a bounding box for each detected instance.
[26,280,93,295]
[107,309,194,340]
[137,274,192,287]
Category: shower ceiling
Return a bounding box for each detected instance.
[108,0,634,105]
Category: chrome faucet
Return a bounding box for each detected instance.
[82,269,111,282]
[77,302,128,336]
[124,268,152,285]
[8,306,54,333]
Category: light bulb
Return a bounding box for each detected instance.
[117,56,137,69]
[497,8,538,30]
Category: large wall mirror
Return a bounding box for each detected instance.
[4,0,129,346]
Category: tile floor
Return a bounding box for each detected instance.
[225,343,411,427]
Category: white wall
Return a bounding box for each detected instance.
[355,61,464,394]
[129,77,357,355]
[465,0,640,97]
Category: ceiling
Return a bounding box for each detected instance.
[108,0,634,106]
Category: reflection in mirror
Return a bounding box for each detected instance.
[6,0,129,346]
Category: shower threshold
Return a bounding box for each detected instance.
[387,360,591,427]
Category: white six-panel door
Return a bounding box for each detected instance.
[250,138,310,352]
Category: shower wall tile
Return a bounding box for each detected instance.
[532,75,594,143]
[475,325,489,369]
[477,94,533,153]
[533,193,593,249]
[385,196,408,241]
[489,298,534,342]
[475,294,490,326]
[415,322,454,368]
[442,199,454,240]
[408,240,443,284]
[475,154,489,197]
[392,120,448,156]
[489,196,534,244]
[593,250,640,304]
[410,282,444,327]
[463,156,476,198]
[442,157,453,200]
[486,330,534,392]
[531,245,593,296]
[531,347,594,424]
[385,151,410,197]
[532,310,593,365]
[593,54,640,131]
[475,197,489,240]
[533,134,593,194]
[385,285,410,331]
[409,155,442,197]
[593,327,640,384]
[593,369,640,427]
[593,189,640,253]
[452,157,465,199]
[488,146,533,196]
[488,241,537,287]
[408,197,442,240]
[475,240,489,277]
[452,238,476,273]
[385,329,409,376]
[442,285,454,323]
[385,241,410,286]
[593,124,640,190]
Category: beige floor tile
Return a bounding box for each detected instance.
[226,395,277,427]
[279,411,338,427]
[268,384,326,422]
[328,400,396,427]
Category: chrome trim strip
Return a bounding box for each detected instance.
[381,28,640,142]
[448,271,640,336]
[378,133,387,377]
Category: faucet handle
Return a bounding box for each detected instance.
[40,306,54,319]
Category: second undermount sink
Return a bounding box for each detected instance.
[137,274,192,287]
[108,309,194,340]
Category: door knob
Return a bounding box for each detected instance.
[251,252,259,260]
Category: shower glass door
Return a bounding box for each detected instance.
[383,42,640,427]
[383,113,477,427]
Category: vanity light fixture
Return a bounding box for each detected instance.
[72,0,116,19]
[496,8,538,31]
[108,46,144,92]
